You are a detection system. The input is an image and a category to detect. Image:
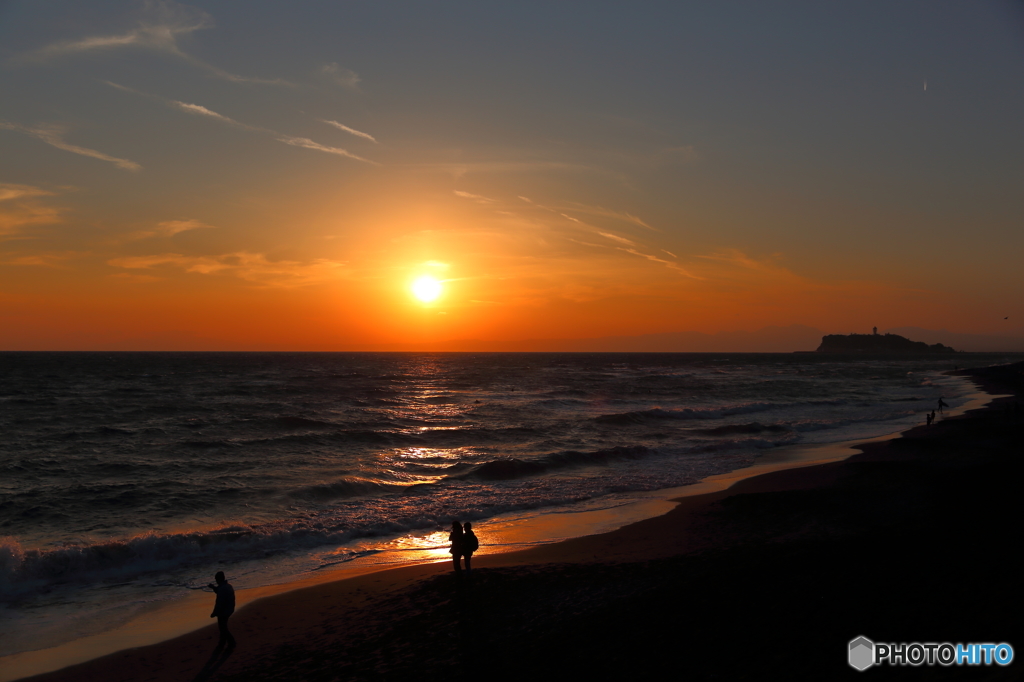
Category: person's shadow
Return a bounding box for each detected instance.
[191,642,235,682]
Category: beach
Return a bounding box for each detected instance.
[6,360,1020,680]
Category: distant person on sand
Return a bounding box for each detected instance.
[462,522,479,573]
[930,410,936,424]
[449,521,464,574]
[938,398,949,414]
[926,412,933,426]
[208,571,236,648]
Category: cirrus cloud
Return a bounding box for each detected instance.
[107,251,348,287]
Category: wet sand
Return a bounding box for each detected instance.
[10,362,1023,681]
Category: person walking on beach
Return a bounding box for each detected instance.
[462,522,479,574]
[449,521,464,574]
[208,571,236,648]
[938,397,949,414]
[926,412,933,426]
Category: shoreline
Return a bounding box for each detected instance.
[3,366,1016,680]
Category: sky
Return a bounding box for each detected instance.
[1,0,1023,351]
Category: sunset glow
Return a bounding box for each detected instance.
[0,3,1021,351]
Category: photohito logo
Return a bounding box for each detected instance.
[848,636,1014,670]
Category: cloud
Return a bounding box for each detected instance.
[0,184,54,203]
[563,203,657,231]
[106,83,376,164]
[410,161,597,179]
[127,218,215,240]
[598,231,636,246]
[276,135,374,163]
[107,251,348,287]
[1,251,79,267]
[320,120,376,143]
[320,63,361,88]
[19,1,291,86]
[157,219,213,236]
[617,247,702,279]
[172,101,239,124]
[0,120,141,171]
[454,190,496,203]
[444,188,690,280]
[23,1,212,60]
[0,183,63,237]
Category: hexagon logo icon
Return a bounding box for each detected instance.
[849,636,875,671]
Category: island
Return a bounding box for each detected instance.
[815,328,958,353]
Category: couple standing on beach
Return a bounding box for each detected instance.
[448,521,479,574]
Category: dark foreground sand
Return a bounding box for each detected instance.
[19,363,1024,681]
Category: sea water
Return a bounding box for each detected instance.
[0,351,1002,657]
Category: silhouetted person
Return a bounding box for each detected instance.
[926,412,933,426]
[931,410,937,424]
[462,522,479,573]
[938,397,948,414]
[449,521,464,574]
[208,571,236,648]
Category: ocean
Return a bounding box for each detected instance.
[0,351,1000,658]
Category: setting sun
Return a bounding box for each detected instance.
[411,276,443,303]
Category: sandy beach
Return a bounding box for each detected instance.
[8,361,1022,681]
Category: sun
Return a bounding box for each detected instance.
[411,275,443,302]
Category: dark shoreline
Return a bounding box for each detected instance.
[19,363,1023,681]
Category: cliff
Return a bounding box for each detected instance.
[816,333,957,353]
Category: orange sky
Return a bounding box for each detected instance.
[2,2,1022,350]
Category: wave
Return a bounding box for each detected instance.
[0,527,348,599]
[691,422,791,436]
[271,416,336,429]
[288,477,397,502]
[594,402,776,425]
[227,425,542,450]
[452,445,651,481]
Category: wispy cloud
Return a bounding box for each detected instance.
[157,219,213,236]
[449,188,689,279]
[171,101,239,123]
[563,203,657,231]
[127,218,215,241]
[0,120,141,171]
[598,231,636,246]
[276,135,373,162]
[410,161,597,179]
[320,63,361,88]
[0,184,54,203]
[320,120,376,143]
[454,190,496,203]
[617,247,701,279]
[0,183,62,238]
[1,251,80,267]
[107,251,348,287]
[22,0,211,59]
[19,0,292,86]
[106,82,376,164]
